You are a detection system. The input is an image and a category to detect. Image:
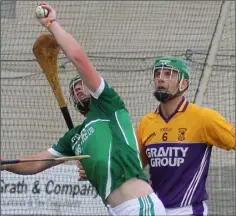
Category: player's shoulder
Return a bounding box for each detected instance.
[138,111,157,124]
[187,102,204,111]
[63,124,82,138]
[188,102,220,118]
[95,78,119,97]
[102,79,113,90]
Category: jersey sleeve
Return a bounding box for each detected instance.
[136,117,149,167]
[89,77,125,116]
[202,108,235,150]
[48,130,75,157]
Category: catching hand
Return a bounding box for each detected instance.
[36,1,56,27]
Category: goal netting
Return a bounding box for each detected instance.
[1,1,235,215]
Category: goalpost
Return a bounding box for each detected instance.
[1,1,235,215]
[194,1,232,106]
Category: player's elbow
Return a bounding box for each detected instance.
[223,142,235,151]
[228,136,235,151]
[231,143,235,151]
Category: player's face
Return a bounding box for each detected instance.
[72,80,90,102]
[153,67,179,94]
[70,80,91,115]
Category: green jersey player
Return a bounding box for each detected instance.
[50,74,148,204]
[1,2,166,215]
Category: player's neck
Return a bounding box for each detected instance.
[160,96,183,118]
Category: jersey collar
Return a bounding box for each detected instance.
[177,97,189,112]
[155,96,189,123]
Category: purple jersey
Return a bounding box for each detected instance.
[146,143,212,207]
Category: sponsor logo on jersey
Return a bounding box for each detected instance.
[71,126,95,154]
[146,146,189,167]
[178,128,187,141]
[160,128,172,132]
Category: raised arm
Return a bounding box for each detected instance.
[1,151,62,175]
[37,2,101,93]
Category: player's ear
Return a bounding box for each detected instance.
[181,79,189,91]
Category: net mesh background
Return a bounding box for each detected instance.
[1,1,235,215]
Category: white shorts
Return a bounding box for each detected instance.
[166,202,208,215]
[107,192,166,216]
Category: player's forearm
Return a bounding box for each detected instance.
[48,21,101,92]
[3,155,54,175]
[48,21,79,59]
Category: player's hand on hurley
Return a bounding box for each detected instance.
[36,1,56,27]
[77,161,88,180]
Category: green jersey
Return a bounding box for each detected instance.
[48,79,148,203]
